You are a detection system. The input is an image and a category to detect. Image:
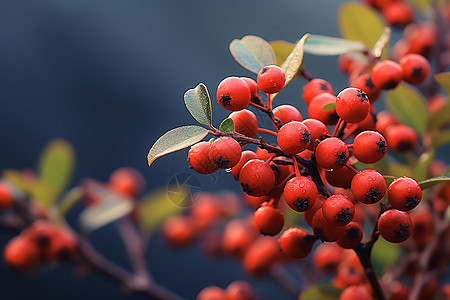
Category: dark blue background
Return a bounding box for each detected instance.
[0,1,355,299]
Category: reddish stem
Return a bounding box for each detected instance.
[258,127,278,137]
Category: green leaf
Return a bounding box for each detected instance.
[435,72,450,97]
[38,139,75,198]
[229,35,276,74]
[321,102,335,111]
[432,130,450,148]
[383,175,396,186]
[418,174,450,190]
[388,163,414,178]
[184,83,212,126]
[406,0,432,14]
[427,101,450,131]
[371,27,391,58]
[147,125,209,167]
[299,283,341,300]
[372,237,400,270]
[270,40,294,66]
[58,187,83,216]
[138,185,188,230]
[338,2,385,49]
[79,181,133,233]
[304,34,365,56]
[355,155,389,174]
[385,83,428,133]
[414,151,435,182]
[219,118,235,133]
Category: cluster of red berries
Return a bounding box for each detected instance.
[363,0,414,27]
[196,280,255,300]
[4,220,77,270]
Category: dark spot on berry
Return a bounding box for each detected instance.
[394,223,410,240]
[365,187,381,203]
[314,227,328,242]
[346,227,360,241]
[365,76,375,89]
[397,140,414,152]
[260,67,269,74]
[336,208,352,223]
[320,83,330,91]
[220,94,232,107]
[383,80,398,90]
[36,235,51,248]
[301,130,311,144]
[356,89,369,102]
[241,183,252,195]
[214,157,229,169]
[293,198,310,211]
[412,67,423,78]
[404,195,419,210]
[376,138,387,153]
[335,151,348,166]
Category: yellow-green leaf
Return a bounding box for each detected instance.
[304,34,365,56]
[372,237,400,270]
[147,125,209,167]
[299,283,341,300]
[229,35,276,74]
[355,155,389,174]
[418,174,450,190]
[338,2,385,49]
[184,83,212,126]
[38,139,75,198]
[427,101,450,131]
[414,151,434,182]
[138,185,188,230]
[435,72,450,98]
[371,27,391,58]
[385,83,428,133]
[219,118,234,133]
[270,40,294,66]
[432,130,450,148]
[388,163,414,178]
[79,181,133,233]
[322,102,335,111]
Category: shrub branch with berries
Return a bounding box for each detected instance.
[148,1,450,299]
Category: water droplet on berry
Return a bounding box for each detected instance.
[225,168,232,173]
[299,181,305,188]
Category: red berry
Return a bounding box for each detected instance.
[244,194,268,209]
[222,219,256,258]
[375,111,399,137]
[255,147,272,160]
[188,142,219,175]
[350,73,380,103]
[315,137,349,170]
[49,228,77,261]
[239,159,275,197]
[161,215,195,248]
[257,65,285,94]
[229,109,258,138]
[324,166,356,188]
[399,54,430,85]
[196,286,226,300]
[209,137,242,169]
[322,194,355,226]
[302,79,333,105]
[405,22,437,57]
[387,176,422,211]
[335,88,370,123]
[273,104,303,126]
[283,176,318,212]
[371,60,403,90]
[0,183,13,210]
[216,77,251,111]
[109,167,146,197]
[385,124,417,153]
[279,227,316,259]
[378,209,412,243]
[277,121,311,155]
[313,243,344,272]
[225,281,255,300]
[253,204,284,236]
[339,285,373,300]
[312,208,347,242]
[242,236,283,276]
[353,130,387,164]
[304,196,325,226]
[351,169,386,204]
[336,222,363,249]
[240,77,259,98]
[308,93,339,125]
[303,119,329,151]
[383,2,414,27]
[4,236,39,270]
[231,150,258,180]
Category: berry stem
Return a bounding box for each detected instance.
[258,127,278,137]
[344,162,358,174]
[292,155,301,178]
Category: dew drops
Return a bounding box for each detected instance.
[299,181,305,188]
[225,168,232,173]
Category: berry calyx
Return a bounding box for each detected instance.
[322,194,355,226]
[302,78,333,105]
[257,65,286,94]
[312,208,347,242]
[353,130,387,164]
[385,124,417,153]
[315,137,349,170]
[399,53,430,85]
[216,77,251,111]
[283,176,318,212]
[335,88,370,123]
[351,169,387,204]
[336,222,363,249]
[302,119,329,151]
[209,137,242,169]
[277,121,311,155]
[378,209,412,243]
[387,176,422,211]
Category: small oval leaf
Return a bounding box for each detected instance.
[427,101,450,131]
[304,34,365,56]
[372,27,391,58]
[435,72,450,97]
[418,174,450,190]
[38,139,75,198]
[321,102,336,111]
[432,130,450,148]
[147,125,209,166]
[385,83,428,133]
[229,35,276,74]
[338,2,385,48]
[300,283,341,300]
[184,83,212,126]
[414,151,434,182]
[79,181,133,233]
[138,185,188,231]
[219,118,235,133]
[270,40,294,66]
